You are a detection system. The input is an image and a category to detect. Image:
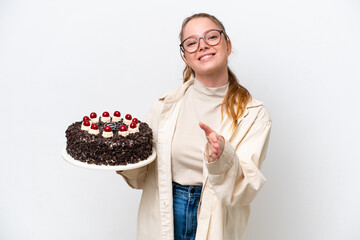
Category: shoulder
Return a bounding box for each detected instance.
[240,97,271,122]
[147,79,194,115]
[245,97,271,124]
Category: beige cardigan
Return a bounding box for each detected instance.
[119,79,272,240]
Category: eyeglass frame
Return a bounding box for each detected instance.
[179,29,226,53]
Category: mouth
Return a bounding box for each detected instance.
[198,53,215,61]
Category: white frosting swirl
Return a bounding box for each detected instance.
[101,116,111,123]
[81,123,90,131]
[118,131,129,137]
[123,119,132,125]
[90,117,99,124]
[128,127,139,133]
[112,116,122,122]
[88,128,99,135]
[102,131,113,138]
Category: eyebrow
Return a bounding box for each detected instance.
[183,28,219,40]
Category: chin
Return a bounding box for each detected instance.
[197,64,226,76]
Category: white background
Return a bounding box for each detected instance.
[1,0,359,239]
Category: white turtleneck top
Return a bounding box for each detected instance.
[171,79,229,186]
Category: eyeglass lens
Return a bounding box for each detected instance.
[183,30,221,53]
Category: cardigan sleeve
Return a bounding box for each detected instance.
[205,106,271,206]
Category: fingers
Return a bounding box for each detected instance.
[211,148,218,155]
[200,122,219,151]
[208,151,220,163]
[209,135,225,161]
[211,142,219,153]
[209,133,218,144]
[200,122,225,162]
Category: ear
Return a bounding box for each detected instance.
[226,40,232,56]
[182,52,188,64]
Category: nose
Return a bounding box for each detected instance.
[198,37,209,51]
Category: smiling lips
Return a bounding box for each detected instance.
[198,53,215,61]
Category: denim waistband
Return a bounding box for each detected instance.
[172,181,202,196]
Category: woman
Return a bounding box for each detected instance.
[118,13,271,240]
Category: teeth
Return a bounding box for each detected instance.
[200,54,214,60]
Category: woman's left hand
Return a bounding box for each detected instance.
[199,122,225,163]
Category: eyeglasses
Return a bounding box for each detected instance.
[180,29,225,53]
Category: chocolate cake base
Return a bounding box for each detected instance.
[65,121,153,166]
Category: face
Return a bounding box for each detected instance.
[182,17,231,77]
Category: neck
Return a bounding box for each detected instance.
[195,66,229,88]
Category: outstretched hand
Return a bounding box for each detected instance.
[199,122,225,163]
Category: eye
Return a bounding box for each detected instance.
[206,32,219,41]
[185,38,197,47]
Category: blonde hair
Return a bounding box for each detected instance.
[180,13,252,130]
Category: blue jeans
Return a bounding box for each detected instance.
[172,182,202,240]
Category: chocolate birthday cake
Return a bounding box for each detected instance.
[65,111,153,166]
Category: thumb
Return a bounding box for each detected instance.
[199,122,214,137]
